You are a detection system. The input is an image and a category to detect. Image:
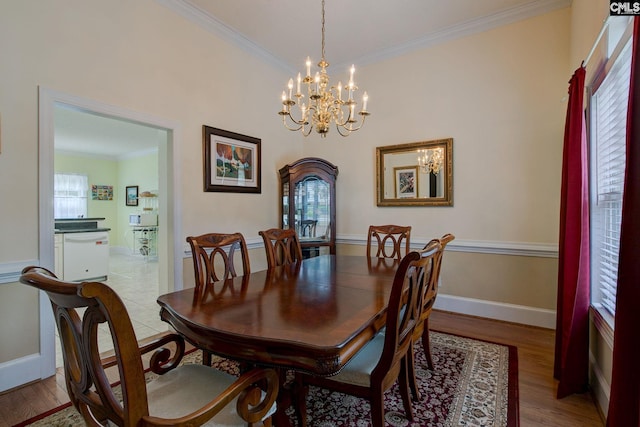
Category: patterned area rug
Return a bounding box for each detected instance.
[16,331,518,426]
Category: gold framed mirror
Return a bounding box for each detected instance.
[376,138,453,206]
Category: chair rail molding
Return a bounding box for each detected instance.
[0,260,39,285]
[337,235,558,258]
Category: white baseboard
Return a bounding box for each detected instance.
[434,293,556,329]
[0,353,46,393]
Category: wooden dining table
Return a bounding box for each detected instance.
[156,254,400,425]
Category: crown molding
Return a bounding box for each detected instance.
[157,0,570,72]
[348,0,571,68]
[155,0,295,73]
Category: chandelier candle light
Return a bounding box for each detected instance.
[417,147,444,174]
[278,0,370,137]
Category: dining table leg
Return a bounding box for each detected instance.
[293,374,308,427]
[269,367,313,427]
[272,368,294,427]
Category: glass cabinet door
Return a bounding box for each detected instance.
[282,182,290,229]
[294,177,330,242]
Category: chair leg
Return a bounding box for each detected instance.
[399,357,415,421]
[422,319,434,370]
[407,341,422,401]
[370,389,386,427]
[202,349,212,366]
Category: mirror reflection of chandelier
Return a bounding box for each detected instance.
[278,0,370,138]
[417,148,444,174]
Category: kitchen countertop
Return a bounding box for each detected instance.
[54,218,110,234]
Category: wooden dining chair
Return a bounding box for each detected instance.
[259,228,303,268]
[416,233,455,369]
[187,232,251,365]
[20,266,278,427]
[366,224,412,260]
[405,233,455,401]
[294,244,440,427]
[187,232,251,290]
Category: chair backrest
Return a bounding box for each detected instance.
[366,225,412,260]
[259,228,303,268]
[186,232,250,292]
[419,233,455,319]
[20,266,156,425]
[374,244,440,379]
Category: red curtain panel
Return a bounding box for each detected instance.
[607,17,640,427]
[553,65,590,399]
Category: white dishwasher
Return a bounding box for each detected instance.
[63,231,110,281]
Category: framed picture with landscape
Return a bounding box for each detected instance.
[203,126,261,193]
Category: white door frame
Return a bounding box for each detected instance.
[36,87,184,378]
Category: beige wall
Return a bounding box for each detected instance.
[0,283,39,361]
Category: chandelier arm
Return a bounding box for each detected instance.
[281,115,304,132]
[335,125,352,137]
[337,113,367,133]
[302,124,313,137]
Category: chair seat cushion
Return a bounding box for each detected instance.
[330,332,385,387]
[146,364,276,426]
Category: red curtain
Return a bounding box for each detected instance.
[607,17,640,427]
[553,65,590,399]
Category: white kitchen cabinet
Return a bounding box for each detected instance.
[54,233,63,278]
[63,231,109,281]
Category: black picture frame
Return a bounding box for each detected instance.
[126,185,138,206]
[203,126,261,193]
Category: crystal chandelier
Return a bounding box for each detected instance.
[417,148,444,174]
[278,0,370,137]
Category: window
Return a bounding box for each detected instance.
[588,37,632,324]
[54,173,88,219]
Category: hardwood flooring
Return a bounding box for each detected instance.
[0,310,604,426]
[430,311,604,426]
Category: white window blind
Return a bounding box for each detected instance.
[589,39,631,319]
[54,173,88,219]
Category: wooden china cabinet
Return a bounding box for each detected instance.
[279,157,338,258]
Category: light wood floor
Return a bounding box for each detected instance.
[0,310,604,426]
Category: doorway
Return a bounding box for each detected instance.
[38,87,183,377]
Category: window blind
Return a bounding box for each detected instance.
[589,39,631,318]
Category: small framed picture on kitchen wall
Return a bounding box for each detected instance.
[126,185,139,206]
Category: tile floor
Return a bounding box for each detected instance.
[55,252,169,367]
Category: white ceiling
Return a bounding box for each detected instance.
[54,106,163,160]
[55,0,570,158]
